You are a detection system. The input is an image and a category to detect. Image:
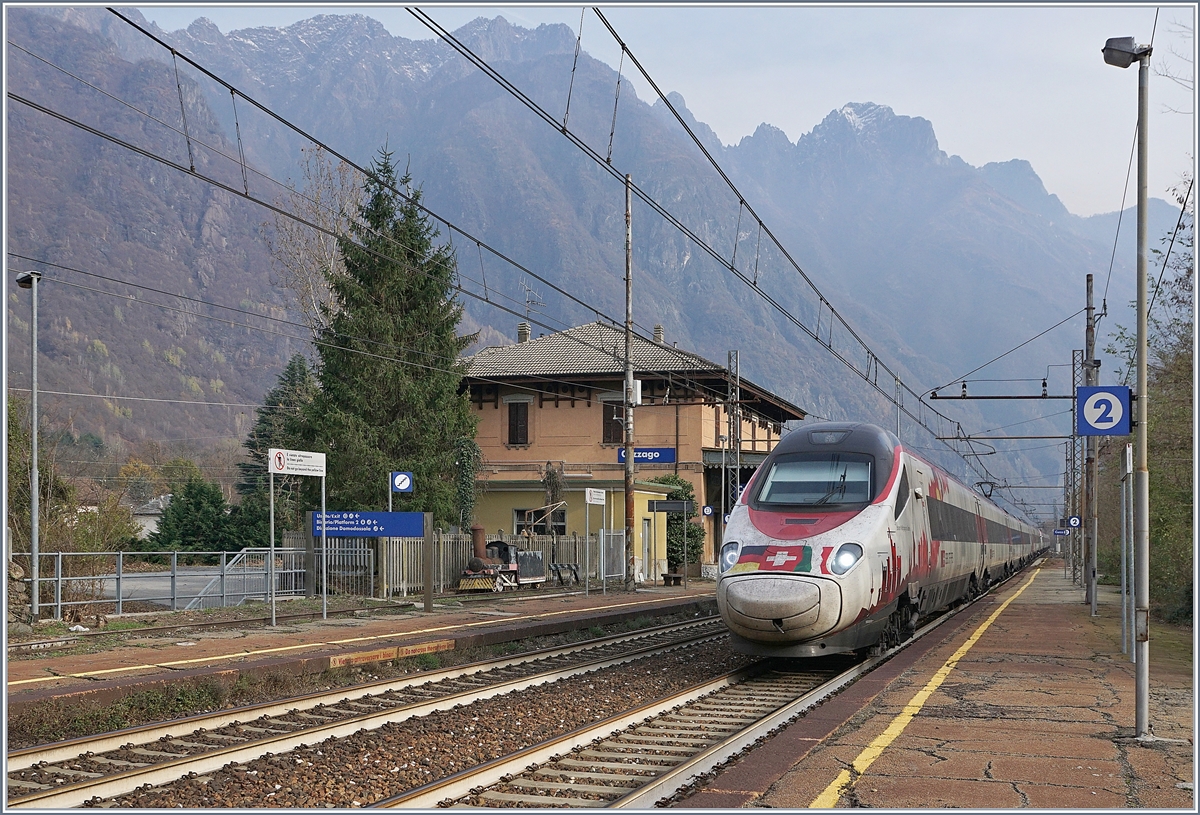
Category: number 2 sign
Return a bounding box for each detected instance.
[1076,386,1132,436]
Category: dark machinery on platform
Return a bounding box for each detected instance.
[457,523,547,592]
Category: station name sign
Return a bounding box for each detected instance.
[617,447,677,464]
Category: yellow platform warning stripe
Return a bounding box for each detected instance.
[8,595,685,688]
[810,568,1042,808]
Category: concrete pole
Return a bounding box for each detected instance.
[1133,53,1150,737]
[623,173,635,590]
[29,274,40,622]
[1085,274,1098,615]
[270,470,275,626]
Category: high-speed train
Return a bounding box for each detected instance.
[717,422,1044,657]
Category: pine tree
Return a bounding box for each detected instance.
[148,477,237,552]
[299,148,478,524]
[235,354,318,536]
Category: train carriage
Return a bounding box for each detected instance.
[717,422,1044,657]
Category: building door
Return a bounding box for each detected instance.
[642,518,651,581]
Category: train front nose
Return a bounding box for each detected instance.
[718,575,842,642]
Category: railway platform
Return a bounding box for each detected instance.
[682,558,1194,809]
[6,582,716,716]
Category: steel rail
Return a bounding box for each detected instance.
[8,617,717,770]
[369,664,772,808]
[7,621,721,807]
[380,564,1024,809]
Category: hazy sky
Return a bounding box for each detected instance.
[134,4,1196,218]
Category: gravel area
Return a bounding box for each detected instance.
[92,641,753,808]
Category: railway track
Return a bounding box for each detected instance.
[377,602,972,809]
[6,618,725,809]
[374,660,861,808]
[10,572,1012,809]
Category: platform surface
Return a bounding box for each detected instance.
[683,559,1195,809]
[6,582,715,710]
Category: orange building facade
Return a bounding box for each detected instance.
[464,322,806,579]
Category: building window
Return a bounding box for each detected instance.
[603,401,623,444]
[508,401,529,445]
[514,508,566,536]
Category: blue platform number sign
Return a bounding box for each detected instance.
[702,505,714,517]
[391,471,414,493]
[1068,515,1082,529]
[1076,386,1131,436]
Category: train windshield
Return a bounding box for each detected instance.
[752,453,874,508]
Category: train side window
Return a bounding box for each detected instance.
[894,467,910,519]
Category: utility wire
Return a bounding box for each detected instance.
[22,15,743,416]
[408,7,999,491]
[10,255,729,408]
[95,7,1029,507]
[927,309,1085,395]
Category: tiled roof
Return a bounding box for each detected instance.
[465,321,807,423]
[467,321,724,378]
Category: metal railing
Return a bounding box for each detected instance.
[12,545,374,619]
[378,532,626,597]
[12,530,635,618]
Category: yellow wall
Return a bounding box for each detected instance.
[473,479,672,582]
[471,380,782,567]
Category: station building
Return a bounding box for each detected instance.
[463,321,806,579]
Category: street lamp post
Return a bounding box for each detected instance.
[1102,34,1152,739]
[16,270,42,622]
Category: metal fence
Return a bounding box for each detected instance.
[12,545,374,619]
[12,529,632,618]
[378,531,626,597]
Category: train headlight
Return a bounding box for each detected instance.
[719,541,741,573]
[830,543,863,575]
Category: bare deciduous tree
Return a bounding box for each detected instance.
[1155,20,1193,114]
[265,147,360,334]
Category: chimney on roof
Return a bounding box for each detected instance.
[517,321,531,343]
[653,324,664,344]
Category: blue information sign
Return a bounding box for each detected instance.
[391,471,414,493]
[1076,386,1132,436]
[312,511,424,537]
[617,447,677,464]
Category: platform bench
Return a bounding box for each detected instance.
[662,573,683,586]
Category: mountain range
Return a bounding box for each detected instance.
[6,7,1180,498]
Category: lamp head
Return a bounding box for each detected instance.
[1103,36,1152,69]
[16,270,41,289]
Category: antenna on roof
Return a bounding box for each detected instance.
[519,278,545,318]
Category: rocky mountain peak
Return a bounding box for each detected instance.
[451,15,576,63]
[802,101,947,167]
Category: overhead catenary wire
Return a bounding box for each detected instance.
[9,255,725,409]
[46,11,727,398]
[404,6,1047,510]
[24,8,1030,508]
[406,9,986,476]
[14,16,795,422]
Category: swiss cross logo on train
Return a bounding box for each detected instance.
[765,550,798,568]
